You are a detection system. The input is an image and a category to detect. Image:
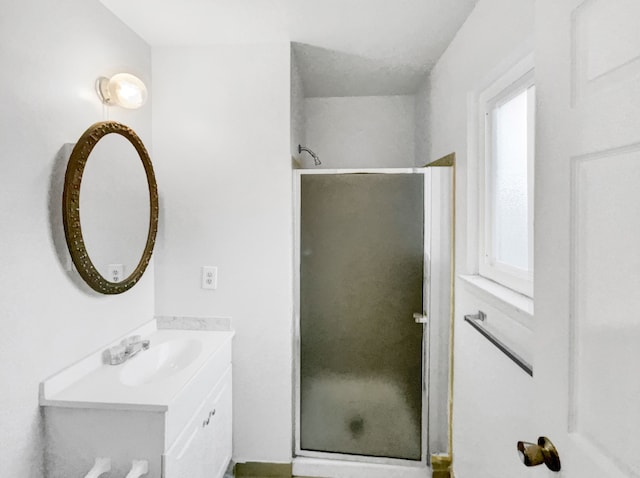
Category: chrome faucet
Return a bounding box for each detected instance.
[105,335,150,365]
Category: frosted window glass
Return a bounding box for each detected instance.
[492,87,531,270]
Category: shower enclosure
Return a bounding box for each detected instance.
[294,169,431,469]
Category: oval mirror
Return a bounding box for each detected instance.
[63,121,159,294]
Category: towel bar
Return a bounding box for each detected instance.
[464,311,533,376]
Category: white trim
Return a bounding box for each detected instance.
[477,53,535,297]
[478,53,535,107]
[292,168,430,466]
[292,171,302,457]
[421,170,432,464]
[459,274,534,365]
[459,274,533,328]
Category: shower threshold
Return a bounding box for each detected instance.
[293,456,429,478]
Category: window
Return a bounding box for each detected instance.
[478,59,535,297]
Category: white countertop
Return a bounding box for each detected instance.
[40,324,234,412]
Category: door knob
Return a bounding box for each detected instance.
[517,437,561,471]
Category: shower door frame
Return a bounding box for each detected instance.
[293,168,432,468]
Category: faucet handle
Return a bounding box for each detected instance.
[105,344,127,365]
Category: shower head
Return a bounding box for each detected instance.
[298,144,321,166]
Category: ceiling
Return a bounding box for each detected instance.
[99,0,478,97]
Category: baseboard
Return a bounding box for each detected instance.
[235,462,293,477]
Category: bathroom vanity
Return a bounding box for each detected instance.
[40,320,234,478]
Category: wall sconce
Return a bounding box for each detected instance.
[96,73,147,109]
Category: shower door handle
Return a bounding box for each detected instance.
[413,313,428,324]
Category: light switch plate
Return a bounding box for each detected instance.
[201,266,218,290]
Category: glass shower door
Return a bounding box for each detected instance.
[298,172,425,461]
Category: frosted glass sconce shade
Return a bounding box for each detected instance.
[97,73,148,109]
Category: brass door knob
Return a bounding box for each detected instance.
[517,437,561,472]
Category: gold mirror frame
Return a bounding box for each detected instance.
[62,121,159,294]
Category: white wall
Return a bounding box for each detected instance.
[291,50,307,166]
[414,78,431,167]
[0,1,153,476]
[421,0,537,476]
[304,96,415,169]
[152,44,293,463]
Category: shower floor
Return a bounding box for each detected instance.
[300,373,422,460]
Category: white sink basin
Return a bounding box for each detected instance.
[120,338,203,386]
[40,325,234,420]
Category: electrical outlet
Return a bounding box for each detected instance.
[108,264,124,283]
[201,266,217,290]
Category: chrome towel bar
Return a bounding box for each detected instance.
[464,311,533,376]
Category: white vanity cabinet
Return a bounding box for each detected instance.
[41,326,234,478]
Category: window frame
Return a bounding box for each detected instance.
[477,57,535,298]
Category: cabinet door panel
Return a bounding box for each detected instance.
[164,367,232,478]
[205,374,232,477]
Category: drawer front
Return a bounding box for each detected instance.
[163,367,232,478]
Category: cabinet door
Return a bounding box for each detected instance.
[164,368,232,478]
[202,373,232,478]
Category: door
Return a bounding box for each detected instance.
[294,170,428,463]
[534,0,640,475]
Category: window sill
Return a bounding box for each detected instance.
[459,274,533,330]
